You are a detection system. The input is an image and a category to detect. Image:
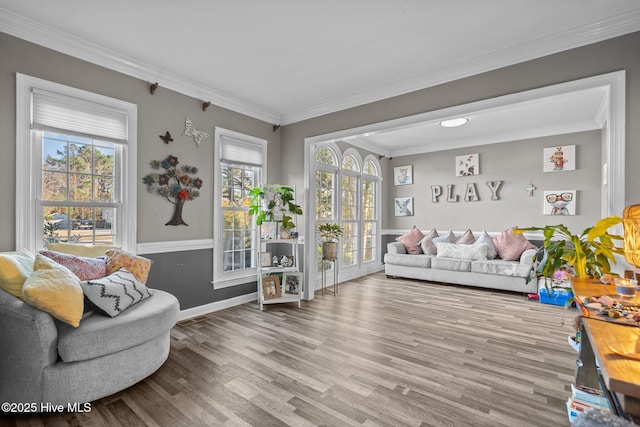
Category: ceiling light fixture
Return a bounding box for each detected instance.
[440,117,468,128]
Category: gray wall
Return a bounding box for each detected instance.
[281,31,640,234]
[0,32,280,309]
[387,130,601,232]
[2,29,640,310]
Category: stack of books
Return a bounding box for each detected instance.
[566,383,611,423]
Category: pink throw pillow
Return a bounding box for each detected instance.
[39,250,107,281]
[396,226,424,255]
[455,229,476,244]
[418,228,439,255]
[492,227,537,261]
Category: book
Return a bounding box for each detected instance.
[571,383,609,409]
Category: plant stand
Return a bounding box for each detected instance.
[321,257,337,296]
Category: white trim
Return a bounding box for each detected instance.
[178,292,257,321]
[0,9,280,125]
[15,73,137,253]
[137,239,214,255]
[281,11,640,124]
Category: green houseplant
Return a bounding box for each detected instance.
[249,184,303,234]
[516,216,625,293]
[318,223,343,260]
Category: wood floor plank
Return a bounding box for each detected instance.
[1,272,579,426]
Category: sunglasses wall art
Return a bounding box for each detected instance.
[543,190,576,215]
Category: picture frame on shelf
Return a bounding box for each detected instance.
[261,221,278,240]
[259,251,273,268]
[283,272,302,295]
[261,275,281,300]
[393,165,413,185]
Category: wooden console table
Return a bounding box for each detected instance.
[572,277,640,420]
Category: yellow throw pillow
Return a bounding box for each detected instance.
[45,243,121,258]
[0,249,35,298]
[105,249,152,284]
[22,254,84,327]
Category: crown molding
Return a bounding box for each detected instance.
[281,10,640,125]
[1,8,638,127]
[0,8,281,125]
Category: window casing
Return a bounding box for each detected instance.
[16,74,137,253]
[213,128,267,288]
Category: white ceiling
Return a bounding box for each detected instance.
[1,1,639,155]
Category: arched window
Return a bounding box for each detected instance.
[341,150,361,268]
[361,157,380,263]
[312,144,381,284]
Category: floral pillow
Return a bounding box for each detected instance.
[396,226,425,255]
[39,250,107,281]
[105,249,152,284]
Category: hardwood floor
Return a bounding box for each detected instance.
[2,272,577,426]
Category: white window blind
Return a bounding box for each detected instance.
[31,88,129,143]
[220,135,264,166]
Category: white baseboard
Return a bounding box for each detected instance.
[178,292,257,321]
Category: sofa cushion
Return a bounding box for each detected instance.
[471,259,532,278]
[45,243,120,258]
[431,257,472,272]
[436,243,487,261]
[56,289,178,363]
[384,253,433,268]
[475,230,498,259]
[492,227,537,261]
[0,249,35,299]
[81,268,152,317]
[418,228,439,255]
[395,226,424,255]
[432,230,458,249]
[455,229,476,244]
[105,250,153,284]
[22,254,84,328]
[39,250,107,281]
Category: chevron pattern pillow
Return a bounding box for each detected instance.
[81,268,152,317]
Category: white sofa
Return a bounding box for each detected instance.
[384,241,538,293]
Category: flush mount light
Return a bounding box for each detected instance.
[440,117,468,128]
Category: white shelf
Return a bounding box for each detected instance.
[257,235,302,310]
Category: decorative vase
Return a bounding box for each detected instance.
[280,227,291,239]
[322,241,337,260]
[166,199,188,226]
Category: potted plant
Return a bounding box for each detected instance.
[516,216,625,295]
[318,223,343,260]
[249,184,302,238]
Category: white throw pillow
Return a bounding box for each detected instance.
[436,242,488,261]
[474,230,498,259]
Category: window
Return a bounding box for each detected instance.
[315,145,339,271]
[213,128,267,288]
[341,152,360,268]
[361,158,379,263]
[16,74,137,253]
[312,144,381,282]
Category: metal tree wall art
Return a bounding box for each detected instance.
[142,155,203,226]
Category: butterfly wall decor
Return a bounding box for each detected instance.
[182,117,209,146]
[159,131,173,144]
